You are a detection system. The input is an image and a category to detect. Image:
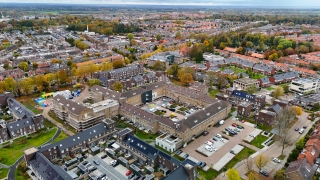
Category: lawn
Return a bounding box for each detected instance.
[0,128,57,166]
[48,111,77,134]
[0,168,9,179]
[197,147,256,180]
[173,155,185,162]
[154,110,165,116]
[250,135,269,149]
[266,87,274,91]
[251,73,265,79]
[135,131,158,141]
[15,160,29,180]
[220,66,246,74]
[52,131,69,143]
[209,89,219,98]
[21,99,43,114]
[242,118,273,132]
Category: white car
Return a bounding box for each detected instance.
[273,158,281,163]
[216,134,222,138]
[249,133,255,137]
[205,145,216,152]
[205,141,213,146]
[110,160,117,166]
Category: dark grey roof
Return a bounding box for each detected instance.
[44,54,56,59]
[224,57,240,64]
[145,72,156,79]
[238,72,249,78]
[121,88,146,98]
[90,85,121,100]
[179,61,194,67]
[7,117,35,132]
[221,68,234,74]
[39,122,110,152]
[259,77,270,84]
[162,166,189,180]
[123,134,181,165]
[253,64,273,73]
[7,98,35,119]
[29,152,73,180]
[268,104,281,115]
[145,81,166,91]
[241,60,255,68]
[286,158,315,180]
[133,75,144,82]
[108,64,142,75]
[195,64,207,69]
[273,72,299,81]
[52,95,87,115]
[208,66,220,72]
[184,100,229,129]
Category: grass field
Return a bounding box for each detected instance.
[198,147,255,179]
[135,131,158,141]
[266,87,275,91]
[48,111,77,134]
[0,128,57,166]
[209,89,220,97]
[21,99,43,114]
[52,131,69,143]
[0,168,9,179]
[251,73,266,79]
[250,135,269,149]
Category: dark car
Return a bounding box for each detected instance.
[295,127,299,131]
[260,170,269,177]
[82,161,88,165]
[200,162,206,168]
[264,131,269,135]
[212,137,219,141]
[237,125,243,129]
[230,150,236,155]
[197,161,202,166]
[183,154,189,158]
[176,150,183,155]
[101,154,107,159]
[128,174,135,179]
[303,126,307,129]
[89,166,97,172]
[112,161,119,167]
[203,131,209,136]
[169,108,176,112]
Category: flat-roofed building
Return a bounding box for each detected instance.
[233,78,260,91]
[289,78,319,94]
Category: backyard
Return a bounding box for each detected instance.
[0,168,9,179]
[198,147,256,179]
[48,110,77,134]
[208,89,219,98]
[0,128,57,166]
[21,99,43,114]
[250,135,269,149]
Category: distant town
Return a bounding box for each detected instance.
[0,3,319,180]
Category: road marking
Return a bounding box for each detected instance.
[99,165,120,180]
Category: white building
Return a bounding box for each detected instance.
[289,78,319,94]
[155,134,183,152]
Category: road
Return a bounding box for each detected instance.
[86,156,127,180]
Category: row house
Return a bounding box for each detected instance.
[94,64,144,80]
[116,128,197,180]
[258,77,272,87]
[7,97,35,120]
[252,64,275,76]
[293,67,317,77]
[269,71,300,84]
[239,60,255,69]
[285,158,315,180]
[0,68,24,80]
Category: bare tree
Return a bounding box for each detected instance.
[274,106,296,155]
[245,157,254,172]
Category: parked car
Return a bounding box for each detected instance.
[295,127,299,131]
[216,134,222,138]
[203,131,209,136]
[237,125,243,129]
[176,150,183,155]
[209,139,214,144]
[183,154,189,158]
[259,170,269,177]
[241,120,246,123]
[303,126,307,129]
[212,137,219,141]
[126,171,132,176]
[232,123,237,127]
[205,141,213,146]
[249,133,255,137]
[82,161,88,165]
[273,158,281,163]
[220,139,226,143]
[230,150,236,154]
[93,160,100,165]
[197,161,202,166]
[299,129,304,134]
[128,174,135,179]
[85,163,92,168]
[101,154,107,159]
[200,162,206,168]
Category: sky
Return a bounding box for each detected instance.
[0,0,319,7]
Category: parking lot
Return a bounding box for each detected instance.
[86,153,128,180]
[181,118,257,167]
[196,137,228,157]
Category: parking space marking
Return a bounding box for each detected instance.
[99,165,120,180]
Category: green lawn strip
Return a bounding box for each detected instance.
[116,121,127,128]
[173,155,185,162]
[242,118,273,132]
[155,145,174,155]
[209,89,219,98]
[266,87,274,91]
[0,168,9,179]
[52,131,69,143]
[15,160,29,180]
[250,135,269,149]
[278,155,286,160]
[135,131,158,140]
[251,74,265,79]
[197,147,256,180]
[0,128,57,166]
[48,111,77,134]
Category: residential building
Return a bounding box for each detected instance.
[52,95,119,131]
[258,77,271,87]
[269,72,299,85]
[291,93,320,110]
[155,134,183,153]
[237,102,253,117]
[117,128,197,179]
[285,158,316,180]
[147,51,183,69]
[233,78,259,91]
[289,78,319,94]
[252,64,275,75]
[273,99,289,108]
[93,64,144,80]
[0,91,14,108]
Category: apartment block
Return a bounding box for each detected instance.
[289,78,319,94]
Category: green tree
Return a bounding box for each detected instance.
[195,51,204,64]
[273,86,284,99]
[156,34,162,41]
[19,61,28,71]
[127,33,134,41]
[124,57,130,65]
[88,79,102,87]
[282,84,289,93]
[274,170,286,180]
[5,77,16,92]
[246,84,257,94]
[166,63,180,77]
[32,62,38,70]
[153,60,166,71]
[226,169,241,180]
[255,154,269,171]
[112,81,123,92]
[112,59,125,69]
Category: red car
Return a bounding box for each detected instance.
[232,123,237,127]
[126,171,132,176]
[241,120,246,123]
[307,116,312,120]
[209,139,214,144]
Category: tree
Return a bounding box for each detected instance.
[112,59,125,69]
[88,79,102,87]
[127,33,134,41]
[274,170,286,180]
[291,106,303,116]
[124,57,130,65]
[255,154,270,171]
[0,81,5,93]
[5,77,16,92]
[206,72,216,87]
[20,78,34,95]
[178,67,195,80]
[195,51,204,64]
[273,86,284,99]
[247,171,259,180]
[175,31,181,39]
[282,84,289,93]
[57,69,69,85]
[314,103,320,111]
[99,61,112,71]
[111,81,123,92]
[32,62,38,70]
[246,84,257,94]
[274,106,296,155]
[244,157,254,173]
[246,41,254,48]
[166,63,180,77]
[19,61,28,71]
[156,34,162,41]
[153,60,166,71]
[226,169,241,180]
[179,73,194,85]
[217,76,227,90]
[34,75,45,92]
